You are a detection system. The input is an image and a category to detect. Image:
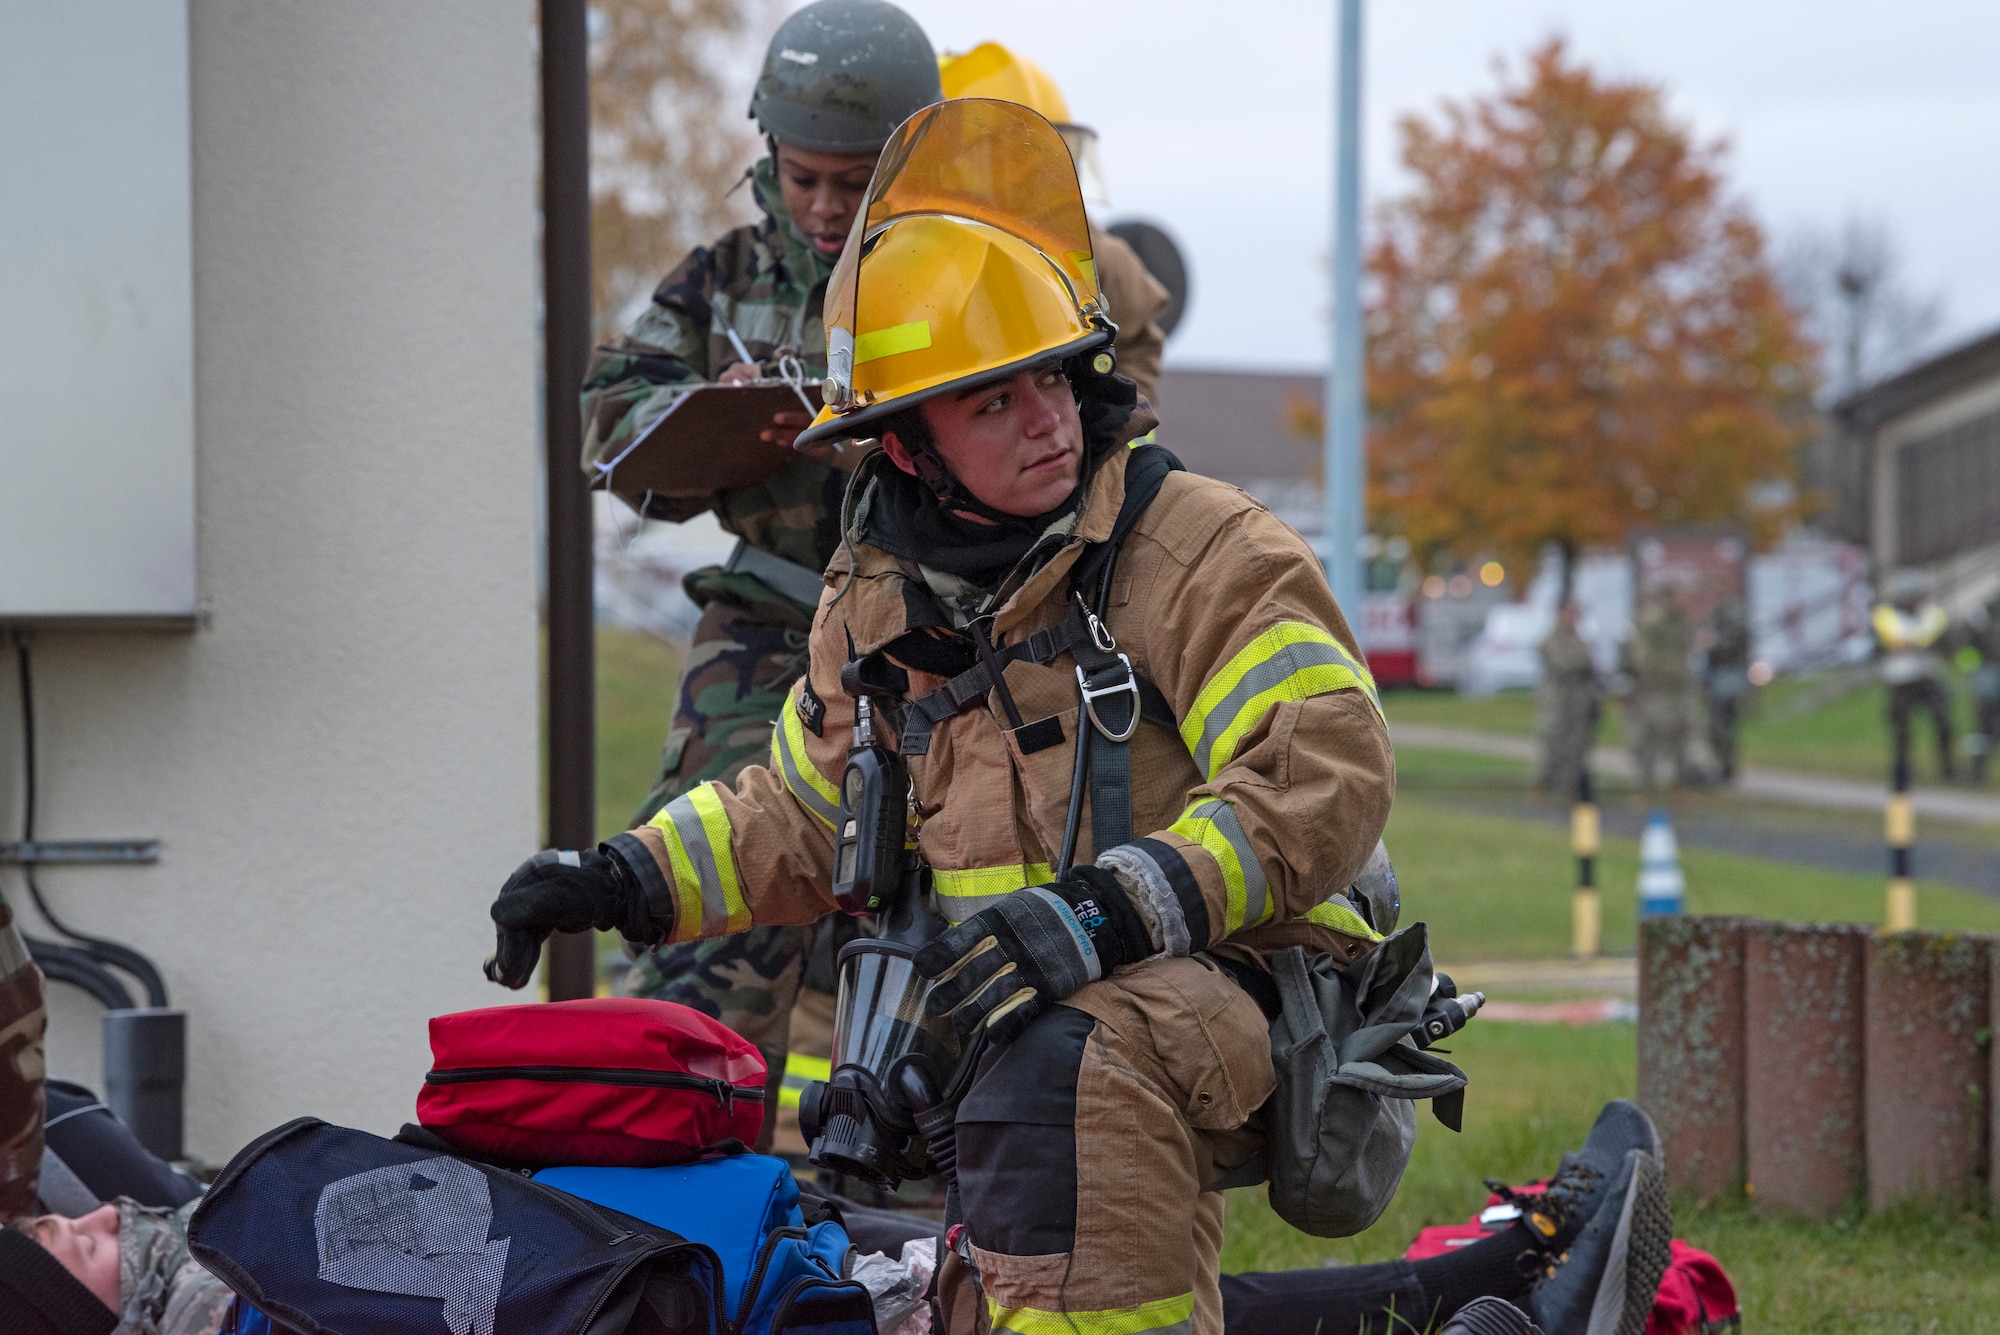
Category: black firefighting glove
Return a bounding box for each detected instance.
[914,866,1154,1044]
[485,846,657,989]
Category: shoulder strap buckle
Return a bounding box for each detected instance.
[1077,654,1141,743]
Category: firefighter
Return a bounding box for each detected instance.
[1873,571,1954,783]
[491,99,1397,1335]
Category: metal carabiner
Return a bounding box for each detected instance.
[1074,591,1118,653]
[1077,654,1141,743]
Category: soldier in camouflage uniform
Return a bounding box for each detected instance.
[1620,593,1698,793]
[0,886,46,1219]
[1702,599,1752,784]
[1536,602,1601,803]
[583,1,1170,1147]
[1964,592,2000,786]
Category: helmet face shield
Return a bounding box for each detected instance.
[1059,124,1110,210]
[801,98,1108,449]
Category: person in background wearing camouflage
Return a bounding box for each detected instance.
[1620,592,1697,794]
[1702,598,1751,784]
[580,0,1169,1147]
[1535,601,1600,804]
[1962,592,2000,787]
[0,886,46,1220]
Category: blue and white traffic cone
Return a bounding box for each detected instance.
[1638,808,1685,918]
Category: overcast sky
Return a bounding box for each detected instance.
[860,1,2000,372]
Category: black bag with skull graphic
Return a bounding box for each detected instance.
[188,1118,727,1335]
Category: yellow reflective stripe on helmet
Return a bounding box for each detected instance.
[854,320,933,365]
[1180,622,1381,780]
[989,1292,1194,1335]
[779,1052,832,1109]
[1169,798,1269,935]
[648,783,750,940]
[1304,894,1384,943]
[772,695,841,830]
[931,862,1055,924]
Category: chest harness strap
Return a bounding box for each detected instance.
[856,444,1185,868]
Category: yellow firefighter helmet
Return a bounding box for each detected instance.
[795,98,1112,451]
[937,42,1109,207]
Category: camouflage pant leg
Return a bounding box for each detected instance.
[1538,698,1599,799]
[1628,691,1690,791]
[625,602,819,1150]
[0,901,47,1216]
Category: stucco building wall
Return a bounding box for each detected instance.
[3,2,541,1163]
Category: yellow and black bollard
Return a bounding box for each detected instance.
[1885,758,1916,931]
[1572,767,1601,958]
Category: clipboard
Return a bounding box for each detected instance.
[591,379,822,498]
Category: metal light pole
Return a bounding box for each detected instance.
[1321,0,1366,615]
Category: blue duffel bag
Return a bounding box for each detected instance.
[536,1156,873,1335]
[189,1118,727,1335]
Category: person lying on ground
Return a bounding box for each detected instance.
[2,1196,231,1335]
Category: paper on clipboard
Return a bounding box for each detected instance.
[590,378,822,499]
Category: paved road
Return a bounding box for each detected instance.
[1390,722,2000,827]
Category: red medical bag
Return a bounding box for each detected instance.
[418,997,767,1166]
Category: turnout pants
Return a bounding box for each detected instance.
[945,955,1276,1335]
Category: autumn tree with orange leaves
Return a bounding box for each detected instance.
[1366,40,1816,585]
[588,0,779,332]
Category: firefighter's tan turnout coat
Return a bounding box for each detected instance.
[609,444,1395,1335]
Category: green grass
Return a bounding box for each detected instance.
[597,625,684,840]
[1385,669,1990,786]
[1385,688,1547,740]
[1222,1022,2000,1332]
[1384,775,2000,962]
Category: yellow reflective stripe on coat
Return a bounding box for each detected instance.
[931,862,1054,924]
[1180,621,1381,780]
[779,1052,831,1109]
[1168,798,1269,935]
[989,1291,1194,1335]
[773,693,842,830]
[647,783,751,940]
[1304,893,1383,942]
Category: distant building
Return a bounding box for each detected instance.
[1834,324,2000,612]
[1153,367,1325,536]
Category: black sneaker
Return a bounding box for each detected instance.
[1440,1296,1545,1335]
[1527,1148,1673,1335]
[1496,1099,1663,1254]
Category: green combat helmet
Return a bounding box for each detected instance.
[749,0,942,154]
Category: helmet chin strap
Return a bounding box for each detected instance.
[908,442,1023,527]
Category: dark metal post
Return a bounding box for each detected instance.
[541,0,596,1000]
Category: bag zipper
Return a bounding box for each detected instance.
[426,1065,766,1107]
[732,1226,808,1333]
